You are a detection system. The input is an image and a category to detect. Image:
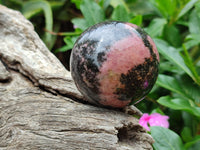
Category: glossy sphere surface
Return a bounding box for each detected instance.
[70,21,159,108]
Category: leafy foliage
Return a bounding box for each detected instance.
[1,0,200,149]
[22,0,54,48]
[151,126,185,150]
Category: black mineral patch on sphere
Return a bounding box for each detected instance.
[70,21,159,108]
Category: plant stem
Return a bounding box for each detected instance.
[44,29,82,36]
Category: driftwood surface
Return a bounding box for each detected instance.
[0,5,154,150]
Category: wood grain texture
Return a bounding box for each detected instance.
[0,5,154,150]
[0,60,11,81]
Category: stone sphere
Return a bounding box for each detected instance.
[70,21,159,108]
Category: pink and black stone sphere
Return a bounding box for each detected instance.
[70,21,159,108]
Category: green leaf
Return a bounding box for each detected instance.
[99,0,111,10]
[157,96,200,117]
[177,0,198,20]
[71,0,82,9]
[151,108,165,115]
[145,18,167,37]
[159,61,182,74]
[189,7,200,34]
[188,141,200,150]
[49,1,65,10]
[63,36,78,45]
[177,74,200,104]
[163,24,182,47]
[54,45,70,53]
[127,0,155,15]
[154,39,195,81]
[156,74,186,97]
[80,0,105,26]
[157,74,200,104]
[22,0,53,49]
[185,135,200,150]
[111,5,129,22]
[71,18,89,31]
[129,15,142,26]
[151,126,185,150]
[196,1,200,16]
[176,20,189,27]
[182,45,200,85]
[181,127,193,142]
[182,112,198,135]
[110,0,129,12]
[184,34,200,49]
[55,36,78,53]
[22,0,52,21]
[150,0,176,19]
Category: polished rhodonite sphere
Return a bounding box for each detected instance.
[70,21,159,108]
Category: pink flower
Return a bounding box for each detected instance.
[139,113,169,131]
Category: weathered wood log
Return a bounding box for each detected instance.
[0,5,154,150]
